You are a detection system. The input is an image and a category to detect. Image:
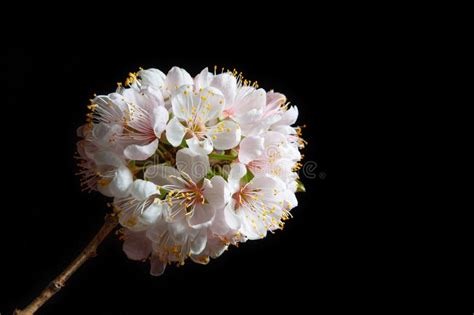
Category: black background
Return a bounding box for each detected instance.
[0,19,361,314]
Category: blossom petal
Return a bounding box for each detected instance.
[131,179,159,200]
[138,204,163,226]
[238,136,264,164]
[168,216,192,242]
[228,163,246,192]
[92,151,125,168]
[189,203,215,228]
[122,230,152,261]
[190,228,208,255]
[234,87,266,113]
[165,66,193,92]
[238,209,266,240]
[152,106,169,138]
[210,73,237,108]
[165,117,186,147]
[107,166,134,197]
[138,68,166,88]
[144,164,182,187]
[266,91,287,109]
[194,67,213,90]
[197,87,225,121]
[186,136,213,155]
[171,85,194,120]
[204,176,230,209]
[277,106,298,126]
[150,254,167,276]
[124,138,159,161]
[210,206,230,235]
[208,120,241,150]
[91,123,123,146]
[176,148,210,183]
[206,236,228,259]
[224,200,241,230]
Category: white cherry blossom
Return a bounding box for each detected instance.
[76,66,305,276]
[166,85,241,155]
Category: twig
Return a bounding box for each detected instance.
[13,214,119,315]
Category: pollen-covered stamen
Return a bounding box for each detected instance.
[182,88,221,140]
[96,168,117,187]
[291,125,307,149]
[88,96,125,125]
[233,184,291,233]
[186,121,207,140]
[124,72,140,87]
[76,160,98,192]
[161,173,206,220]
[115,193,161,227]
[123,101,157,143]
[75,158,117,192]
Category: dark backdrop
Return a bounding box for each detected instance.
[0,26,356,314]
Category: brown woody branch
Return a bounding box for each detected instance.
[13,214,118,315]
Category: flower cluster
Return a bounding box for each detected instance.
[77,67,304,275]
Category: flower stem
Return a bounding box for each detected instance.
[208,152,238,161]
[13,214,119,315]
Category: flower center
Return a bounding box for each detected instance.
[186,122,207,140]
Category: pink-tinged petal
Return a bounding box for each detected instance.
[124,138,159,161]
[122,230,152,261]
[194,67,213,90]
[152,106,169,137]
[165,67,193,92]
[186,136,213,155]
[224,200,241,230]
[188,203,216,228]
[165,117,186,147]
[144,164,182,186]
[171,85,194,120]
[176,148,210,183]
[210,73,237,108]
[138,68,166,88]
[130,179,159,200]
[239,136,264,164]
[266,91,286,109]
[190,228,208,255]
[150,254,167,276]
[204,176,230,209]
[208,120,241,150]
[228,163,246,192]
